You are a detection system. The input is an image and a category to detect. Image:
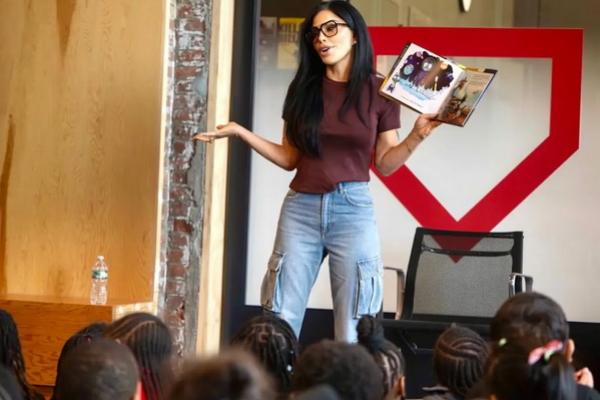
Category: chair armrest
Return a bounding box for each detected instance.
[384,266,405,319]
[509,272,534,296]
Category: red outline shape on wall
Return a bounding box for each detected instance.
[370,27,583,232]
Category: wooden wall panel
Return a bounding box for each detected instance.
[0,0,166,301]
[0,294,154,386]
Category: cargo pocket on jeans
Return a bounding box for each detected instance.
[260,250,285,313]
[354,256,383,317]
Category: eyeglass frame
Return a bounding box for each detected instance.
[304,20,350,43]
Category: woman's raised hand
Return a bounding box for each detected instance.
[193,122,247,142]
[412,113,442,140]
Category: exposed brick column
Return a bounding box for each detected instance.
[157,0,213,357]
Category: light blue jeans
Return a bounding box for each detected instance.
[260,181,384,342]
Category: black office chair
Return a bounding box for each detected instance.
[381,227,532,397]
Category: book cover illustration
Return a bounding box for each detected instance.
[438,68,497,126]
[379,43,497,126]
[380,43,460,114]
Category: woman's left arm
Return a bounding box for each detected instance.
[374,113,442,176]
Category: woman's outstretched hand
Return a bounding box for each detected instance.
[193,122,247,142]
[412,113,442,140]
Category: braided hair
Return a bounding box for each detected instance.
[356,316,405,397]
[231,314,298,394]
[433,325,489,398]
[0,309,43,400]
[104,313,174,400]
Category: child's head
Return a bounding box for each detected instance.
[169,349,274,400]
[52,322,109,400]
[231,314,298,394]
[56,322,108,370]
[53,338,140,400]
[104,313,173,400]
[490,292,569,344]
[292,340,383,400]
[433,325,489,397]
[485,337,576,400]
[490,292,574,361]
[356,316,405,398]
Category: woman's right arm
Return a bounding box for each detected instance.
[193,121,300,171]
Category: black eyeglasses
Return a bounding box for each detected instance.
[305,20,349,43]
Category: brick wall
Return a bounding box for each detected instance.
[157,0,213,357]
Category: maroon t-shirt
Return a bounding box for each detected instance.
[288,74,401,193]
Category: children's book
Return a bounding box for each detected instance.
[379,42,497,127]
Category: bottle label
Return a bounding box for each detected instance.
[92,270,108,280]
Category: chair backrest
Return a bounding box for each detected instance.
[402,227,523,323]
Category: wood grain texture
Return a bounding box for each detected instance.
[196,0,234,354]
[0,295,151,386]
[0,0,166,301]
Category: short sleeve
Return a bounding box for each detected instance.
[377,96,401,133]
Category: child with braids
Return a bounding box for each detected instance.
[231,314,299,397]
[356,316,406,399]
[0,309,43,400]
[104,313,174,400]
[423,326,489,400]
[485,336,577,400]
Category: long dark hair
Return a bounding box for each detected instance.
[485,338,576,400]
[0,309,43,400]
[283,1,374,157]
[104,313,174,400]
[490,292,569,344]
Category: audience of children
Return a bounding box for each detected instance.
[0,290,599,400]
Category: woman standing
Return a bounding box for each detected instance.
[195,1,441,342]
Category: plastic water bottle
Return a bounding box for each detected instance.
[90,255,108,305]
